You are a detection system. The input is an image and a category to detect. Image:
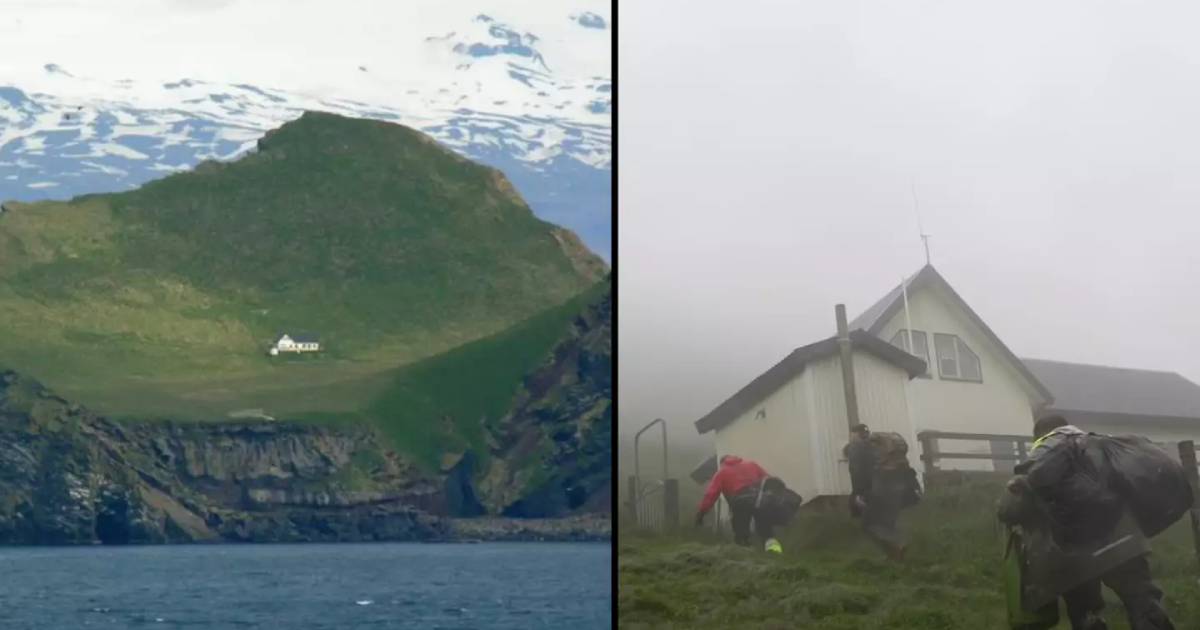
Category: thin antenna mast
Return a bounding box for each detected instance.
[901,274,918,461]
[902,275,914,357]
[911,180,931,265]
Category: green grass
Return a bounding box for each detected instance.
[618,479,1200,629]
[0,112,605,421]
[311,279,609,471]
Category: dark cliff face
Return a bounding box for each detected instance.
[0,370,449,544]
[476,282,612,517]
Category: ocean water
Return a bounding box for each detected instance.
[0,542,612,629]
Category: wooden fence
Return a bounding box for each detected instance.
[917,430,1034,476]
[917,430,1200,475]
[918,430,1200,565]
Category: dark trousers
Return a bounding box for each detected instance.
[863,471,907,554]
[1062,555,1174,630]
[728,491,777,546]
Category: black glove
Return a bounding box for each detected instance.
[694,512,705,527]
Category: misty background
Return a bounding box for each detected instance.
[617,0,1200,466]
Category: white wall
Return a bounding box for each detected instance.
[849,352,923,474]
[803,354,851,496]
[713,348,916,501]
[803,352,921,494]
[713,369,812,500]
[875,283,1040,471]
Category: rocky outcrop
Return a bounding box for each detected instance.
[477,279,612,517]
[0,369,448,544]
[449,514,611,542]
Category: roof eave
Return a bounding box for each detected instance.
[693,333,926,435]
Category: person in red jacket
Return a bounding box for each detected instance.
[695,455,790,552]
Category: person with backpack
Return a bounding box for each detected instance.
[694,455,800,553]
[997,415,1180,630]
[843,423,921,560]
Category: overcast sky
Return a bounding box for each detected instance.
[618,1,1200,448]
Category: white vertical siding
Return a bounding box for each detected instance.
[713,371,812,500]
[805,352,919,495]
[712,347,918,500]
[852,352,922,474]
[805,355,851,495]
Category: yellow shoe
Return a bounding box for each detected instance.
[765,538,782,554]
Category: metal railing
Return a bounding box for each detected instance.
[627,418,680,532]
[637,481,665,530]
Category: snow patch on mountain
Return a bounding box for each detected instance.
[0,6,611,257]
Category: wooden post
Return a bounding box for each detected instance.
[1178,441,1200,567]
[835,304,860,430]
[663,479,680,530]
[918,431,937,477]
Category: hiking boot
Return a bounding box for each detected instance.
[764,538,783,554]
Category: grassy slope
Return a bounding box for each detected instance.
[0,111,603,420]
[313,279,609,471]
[618,479,1200,629]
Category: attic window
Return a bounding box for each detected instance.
[889,329,931,377]
[933,333,982,382]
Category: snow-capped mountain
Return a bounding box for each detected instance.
[0,5,611,257]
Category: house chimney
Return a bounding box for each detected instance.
[836,304,861,430]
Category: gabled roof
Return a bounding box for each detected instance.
[1023,358,1200,421]
[694,330,927,435]
[847,268,921,332]
[848,264,1054,405]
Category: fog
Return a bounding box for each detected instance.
[617,1,1200,455]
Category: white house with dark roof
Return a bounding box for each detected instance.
[269,333,321,355]
[691,263,1200,496]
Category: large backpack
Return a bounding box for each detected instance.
[759,477,803,524]
[1024,432,1123,547]
[868,431,922,506]
[869,431,911,472]
[1098,435,1193,538]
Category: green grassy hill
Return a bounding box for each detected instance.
[306,278,609,470]
[619,479,1200,629]
[0,111,605,420]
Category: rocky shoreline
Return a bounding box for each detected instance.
[447,514,611,542]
